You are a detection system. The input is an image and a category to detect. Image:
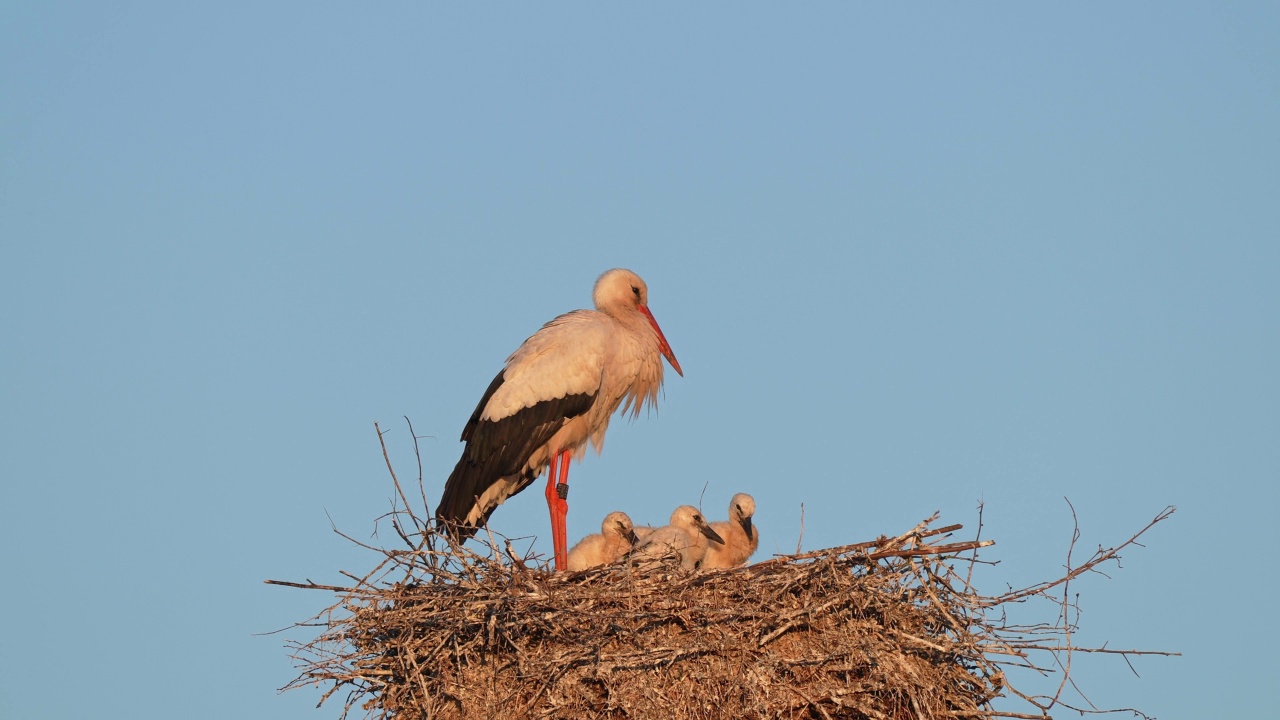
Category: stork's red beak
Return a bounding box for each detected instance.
[639,305,683,377]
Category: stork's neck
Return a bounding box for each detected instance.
[603,303,649,332]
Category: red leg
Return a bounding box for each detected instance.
[553,449,571,569]
[541,449,573,571]
[544,451,565,571]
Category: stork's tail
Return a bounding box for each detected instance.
[435,455,484,542]
[435,455,537,544]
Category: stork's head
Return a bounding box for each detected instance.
[594,268,683,377]
[670,505,725,545]
[603,510,638,545]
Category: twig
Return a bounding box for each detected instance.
[263,579,354,593]
[795,502,805,554]
[403,415,432,520]
[990,506,1175,606]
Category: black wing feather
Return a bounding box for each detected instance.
[436,369,595,540]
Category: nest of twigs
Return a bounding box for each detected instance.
[268,425,1176,720]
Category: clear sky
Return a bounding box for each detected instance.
[2,3,1276,718]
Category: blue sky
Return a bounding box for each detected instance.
[2,3,1277,718]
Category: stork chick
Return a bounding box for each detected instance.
[701,493,759,569]
[632,505,725,571]
[566,511,639,571]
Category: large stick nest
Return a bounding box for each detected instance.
[269,427,1176,720]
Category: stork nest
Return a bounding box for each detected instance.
[268,427,1175,720]
[271,513,1177,720]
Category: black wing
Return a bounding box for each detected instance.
[435,369,595,540]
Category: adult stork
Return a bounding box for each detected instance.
[435,268,683,570]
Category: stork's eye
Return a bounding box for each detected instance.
[631,286,641,299]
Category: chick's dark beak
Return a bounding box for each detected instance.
[701,523,725,545]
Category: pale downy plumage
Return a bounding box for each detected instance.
[566,511,639,571]
[632,505,725,571]
[701,493,759,569]
[436,269,682,571]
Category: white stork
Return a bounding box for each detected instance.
[565,511,639,571]
[631,505,725,571]
[435,268,683,571]
[701,493,759,569]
